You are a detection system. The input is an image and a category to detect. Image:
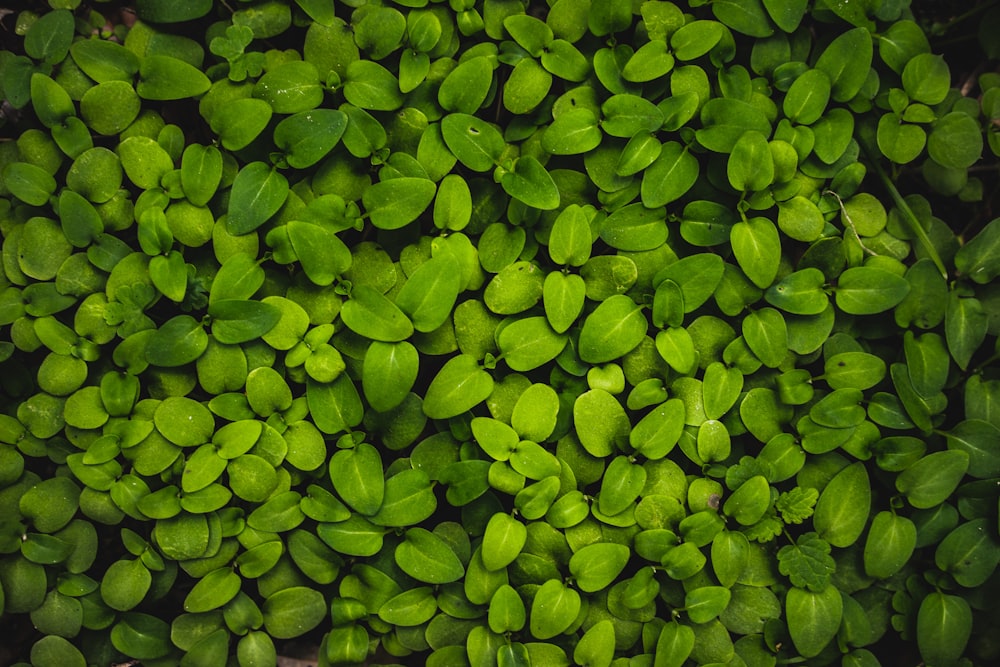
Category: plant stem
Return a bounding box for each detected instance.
[859,141,949,278]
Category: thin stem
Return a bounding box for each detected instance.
[859,140,949,278]
[933,0,999,33]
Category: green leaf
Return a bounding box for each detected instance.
[824,351,887,390]
[274,109,346,169]
[731,217,781,289]
[184,567,241,613]
[655,622,695,667]
[481,512,527,571]
[30,636,86,667]
[814,27,873,102]
[713,0,774,36]
[917,592,972,667]
[146,315,208,367]
[434,174,473,231]
[253,61,323,113]
[670,20,725,60]
[641,141,699,207]
[138,55,211,100]
[902,53,950,105]
[441,113,505,172]
[955,216,1000,284]
[135,0,212,22]
[362,341,419,413]
[70,38,140,83]
[423,354,494,420]
[945,419,1000,479]
[599,456,647,516]
[629,398,685,459]
[543,271,586,334]
[340,285,414,342]
[542,108,603,155]
[25,10,74,64]
[742,307,787,368]
[622,40,675,82]
[503,58,552,115]
[439,56,493,114]
[370,469,437,528]
[896,450,969,509]
[263,587,326,639]
[111,613,171,660]
[30,74,75,128]
[929,112,984,170]
[777,532,835,592]
[602,94,663,137]
[101,558,151,611]
[945,292,988,371]
[783,69,831,125]
[148,251,187,303]
[500,156,560,210]
[765,267,828,314]
[578,294,647,363]
[227,162,289,235]
[574,389,630,457]
[877,113,926,164]
[343,60,404,111]
[728,131,774,191]
[378,586,438,627]
[697,98,773,153]
[210,98,272,151]
[180,144,223,208]
[813,462,870,547]
[307,375,364,435]
[863,511,917,579]
[685,586,732,624]
[329,442,384,515]
[4,162,57,207]
[529,579,581,640]
[834,266,910,315]
[396,527,464,584]
[786,585,843,658]
[497,316,567,371]
[569,542,630,593]
[395,254,462,332]
[935,518,1000,588]
[208,299,281,344]
[363,177,436,230]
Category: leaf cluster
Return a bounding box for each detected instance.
[1,1,1000,666]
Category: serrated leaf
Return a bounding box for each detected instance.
[777,532,835,592]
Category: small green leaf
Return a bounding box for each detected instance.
[529,579,581,640]
[423,354,494,420]
[731,217,781,289]
[863,511,917,579]
[786,585,843,658]
[340,285,414,342]
[263,587,327,639]
[396,527,464,584]
[917,592,972,667]
[569,542,630,593]
[500,156,560,210]
[813,462,870,547]
[227,162,289,236]
[329,442,384,515]
[138,55,211,100]
[578,294,648,363]
[835,266,910,315]
[896,450,969,509]
[363,177,437,230]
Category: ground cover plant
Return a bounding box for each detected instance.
[1,0,1000,665]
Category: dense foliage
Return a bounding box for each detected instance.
[1,0,999,665]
